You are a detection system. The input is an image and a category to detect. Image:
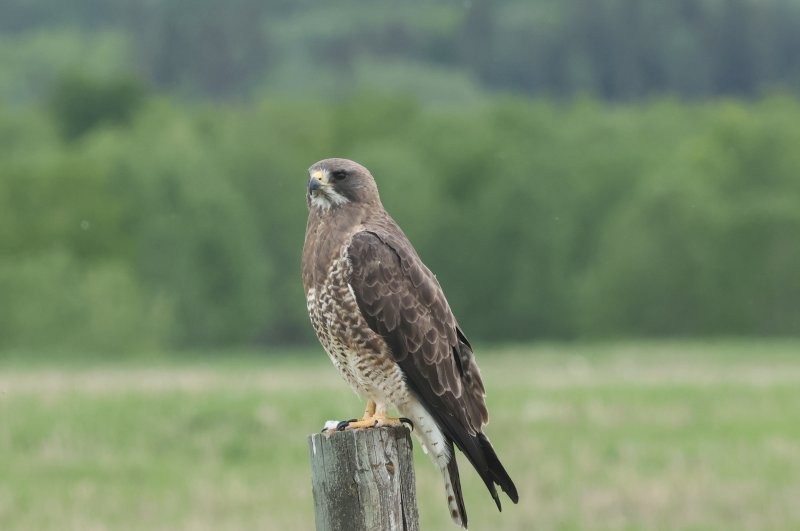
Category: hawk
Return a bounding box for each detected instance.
[301,158,518,528]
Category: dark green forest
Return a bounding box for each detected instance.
[4,0,800,102]
[2,0,800,353]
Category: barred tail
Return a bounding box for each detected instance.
[442,443,468,527]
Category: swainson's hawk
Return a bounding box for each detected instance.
[301,158,518,527]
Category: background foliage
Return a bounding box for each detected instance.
[1,0,799,353]
[3,0,800,102]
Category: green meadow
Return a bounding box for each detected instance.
[2,341,799,530]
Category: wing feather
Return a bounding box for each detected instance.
[348,230,482,421]
[347,229,517,508]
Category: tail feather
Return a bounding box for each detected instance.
[477,432,519,505]
[443,442,468,528]
[401,396,517,526]
[445,430,517,520]
[445,426,518,512]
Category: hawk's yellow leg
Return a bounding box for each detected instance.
[332,400,414,431]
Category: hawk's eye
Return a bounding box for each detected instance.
[331,170,348,181]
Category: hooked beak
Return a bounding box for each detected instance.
[307,169,327,193]
[308,177,322,192]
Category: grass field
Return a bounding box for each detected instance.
[2,341,800,530]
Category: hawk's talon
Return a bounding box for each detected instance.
[335,419,358,431]
[399,417,414,431]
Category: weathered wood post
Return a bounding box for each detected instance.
[308,425,419,531]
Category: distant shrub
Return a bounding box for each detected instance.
[48,71,146,139]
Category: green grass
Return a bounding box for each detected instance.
[2,340,800,530]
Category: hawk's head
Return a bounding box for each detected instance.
[306,158,380,211]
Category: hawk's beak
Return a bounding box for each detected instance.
[308,170,327,193]
[308,177,323,193]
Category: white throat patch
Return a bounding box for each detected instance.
[310,188,349,210]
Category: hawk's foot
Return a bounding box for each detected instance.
[321,400,413,432]
[322,415,414,432]
[337,415,414,431]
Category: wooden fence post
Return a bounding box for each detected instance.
[308,425,419,531]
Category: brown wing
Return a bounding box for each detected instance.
[347,229,518,508]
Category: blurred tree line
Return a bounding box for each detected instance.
[1,78,799,352]
[2,0,800,102]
